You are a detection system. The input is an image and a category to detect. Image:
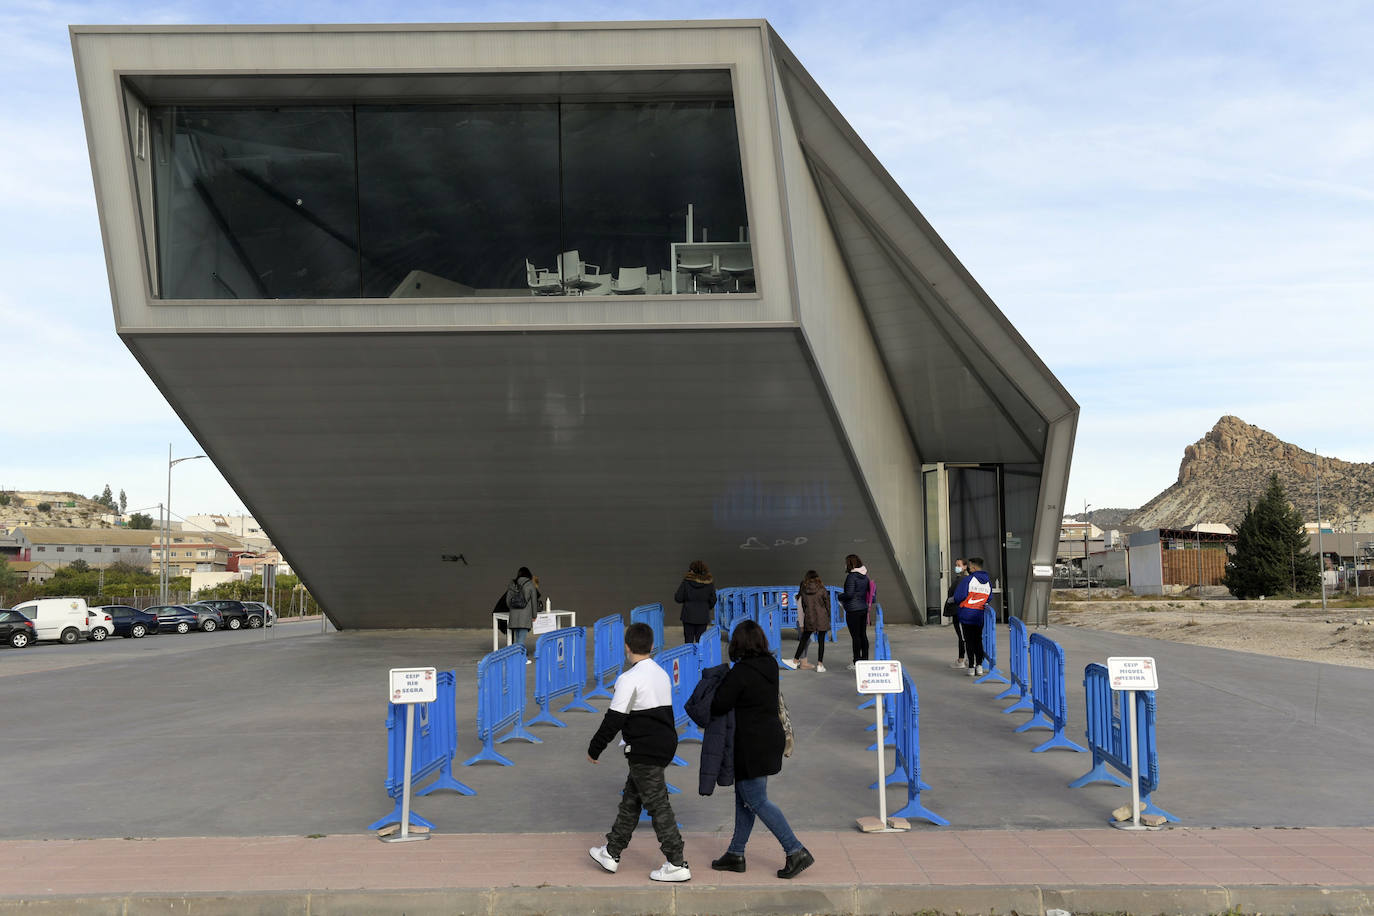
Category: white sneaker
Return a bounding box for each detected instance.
[589,845,619,873]
[846,662,856,670]
[975,665,985,677]
[816,663,826,673]
[967,666,977,677]
[650,861,691,882]
[950,659,966,668]
[781,658,798,670]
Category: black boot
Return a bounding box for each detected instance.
[711,852,747,872]
[777,847,814,879]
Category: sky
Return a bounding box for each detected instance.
[2,0,1372,524]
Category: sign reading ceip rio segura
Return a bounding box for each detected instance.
[854,660,903,694]
[1106,657,1158,691]
[389,667,437,704]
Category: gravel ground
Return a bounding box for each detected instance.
[1050,596,1374,669]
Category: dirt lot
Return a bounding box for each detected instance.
[1049,595,1374,669]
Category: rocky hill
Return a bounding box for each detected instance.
[0,490,123,530]
[1123,416,1374,530]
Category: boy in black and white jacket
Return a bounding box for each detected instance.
[587,622,690,882]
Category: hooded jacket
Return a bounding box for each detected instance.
[674,572,718,626]
[953,569,993,626]
[504,575,539,630]
[685,662,735,794]
[840,566,870,613]
[797,576,830,632]
[709,654,785,779]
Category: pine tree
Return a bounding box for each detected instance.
[1222,474,1320,598]
[100,484,114,510]
[119,489,127,513]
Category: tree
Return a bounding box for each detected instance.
[1222,474,1321,598]
[0,557,18,590]
[67,559,92,573]
[99,484,115,510]
[119,489,128,513]
[128,512,155,529]
[37,502,51,512]
[0,492,10,507]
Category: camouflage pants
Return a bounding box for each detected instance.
[606,762,684,866]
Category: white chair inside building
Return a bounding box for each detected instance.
[525,258,562,295]
[675,252,715,293]
[560,250,603,294]
[718,249,755,292]
[610,266,647,294]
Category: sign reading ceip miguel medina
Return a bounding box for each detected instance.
[855,660,903,694]
[389,667,437,704]
[1106,657,1158,691]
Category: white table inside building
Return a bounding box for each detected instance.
[491,609,577,651]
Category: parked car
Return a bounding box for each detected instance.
[0,609,37,648]
[85,607,115,641]
[241,601,275,628]
[97,605,160,639]
[148,605,201,634]
[190,600,249,630]
[10,597,91,644]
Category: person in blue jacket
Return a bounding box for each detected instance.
[839,554,871,669]
[951,556,993,677]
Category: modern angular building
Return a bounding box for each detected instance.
[71,20,1076,630]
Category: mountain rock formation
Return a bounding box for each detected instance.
[1123,416,1374,530]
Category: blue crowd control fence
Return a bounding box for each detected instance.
[587,614,624,700]
[1013,634,1087,753]
[858,619,891,713]
[715,588,743,632]
[696,624,722,669]
[876,673,948,826]
[975,607,1010,685]
[756,587,797,629]
[827,586,845,642]
[728,604,757,640]
[630,603,665,654]
[659,643,704,746]
[1070,664,1177,821]
[998,615,1033,713]
[368,670,474,831]
[525,627,597,728]
[462,645,542,766]
[759,600,786,668]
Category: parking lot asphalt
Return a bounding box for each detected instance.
[2,617,1372,913]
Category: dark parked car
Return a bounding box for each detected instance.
[96,605,160,639]
[0,609,37,648]
[241,601,275,628]
[148,605,202,634]
[191,600,249,630]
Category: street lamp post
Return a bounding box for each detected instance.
[1083,501,1092,598]
[1315,456,1326,611]
[162,445,207,604]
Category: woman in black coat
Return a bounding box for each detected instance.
[674,560,717,645]
[707,620,814,880]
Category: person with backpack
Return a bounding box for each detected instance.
[673,560,717,645]
[952,556,993,677]
[504,567,539,662]
[839,554,871,669]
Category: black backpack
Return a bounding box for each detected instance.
[506,578,528,610]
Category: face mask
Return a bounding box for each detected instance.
[954,566,964,574]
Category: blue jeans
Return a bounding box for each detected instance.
[509,627,529,651]
[728,776,802,856]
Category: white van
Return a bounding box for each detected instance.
[11,597,91,645]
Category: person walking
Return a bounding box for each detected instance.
[952,556,993,677]
[839,554,871,669]
[781,570,830,672]
[707,619,813,879]
[505,567,539,663]
[587,622,691,882]
[942,559,969,668]
[674,560,717,646]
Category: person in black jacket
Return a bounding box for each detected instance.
[839,554,871,669]
[707,620,814,880]
[674,560,717,645]
[586,622,691,883]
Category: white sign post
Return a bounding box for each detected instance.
[380,667,437,843]
[854,660,909,833]
[1106,657,1159,831]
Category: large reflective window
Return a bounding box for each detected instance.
[143,70,751,300]
[151,107,360,299]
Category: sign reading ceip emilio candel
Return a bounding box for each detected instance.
[1106,657,1159,691]
[389,667,437,704]
[854,660,903,694]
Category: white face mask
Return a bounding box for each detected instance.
[954,565,964,574]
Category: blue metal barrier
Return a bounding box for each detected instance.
[368,670,474,830]
[462,645,542,766]
[696,624,722,669]
[1069,664,1177,821]
[715,588,741,632]
[759,600,786,669]
[1013,634,1086,753]
[587,614,624,700]
[659,643,704,745]
[728,604,756,640]
[975,606,1010,685]
[999,615,1033,713]
[827,586,845,642]
[883,673,948,826]
[859,622,890,713]
[863,627,896,746]
[630,603,665,654]
[525,627,597,728]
